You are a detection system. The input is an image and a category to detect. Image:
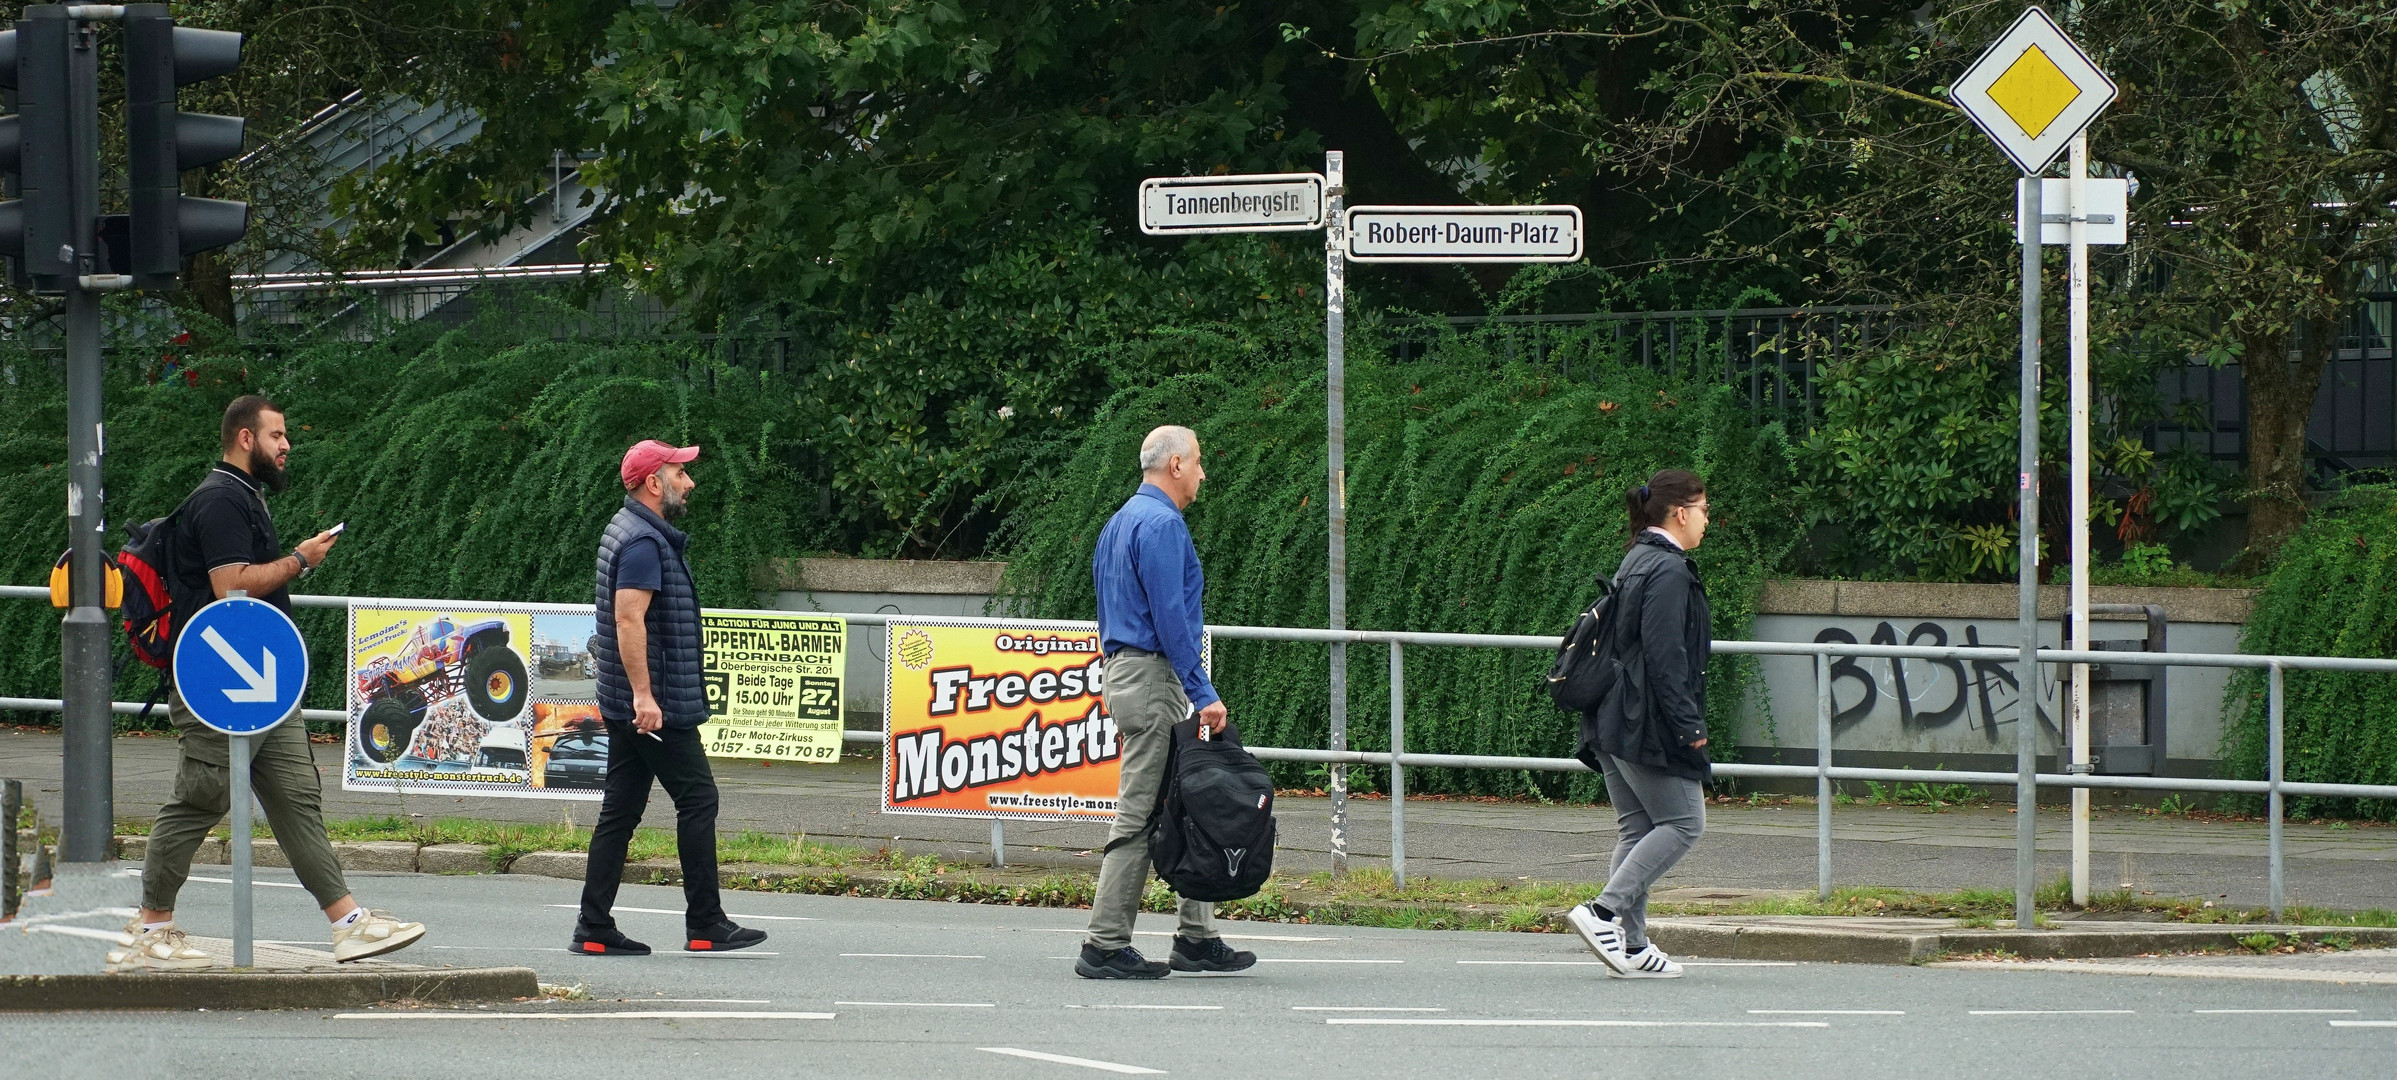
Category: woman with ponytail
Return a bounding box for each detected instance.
[1565,467,1713,979]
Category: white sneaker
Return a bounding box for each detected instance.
[332,909,426,962]
[107,921,216,972]
[1564,902,1633,974]
[1612,944,1684,979]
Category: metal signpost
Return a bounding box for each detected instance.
[1140,161,1584,880]
[171,593,309,968]
[1953,5,2118,929]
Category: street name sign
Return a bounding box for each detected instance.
[1139,172,1326,234]
[1952,7,2117,175]
[1343,205,1583,263]
[2017,177,2129,245]
[172,596,309,734]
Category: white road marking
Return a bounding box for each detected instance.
[546,904,814,922]
[1066,1005,1224,1011]
[1326,1019,1829,1028]
[432,945,555,951]
[332,1011,833,1021]
[1255,958,1401,965]
[1292,1007,1447,1013]
[1683,961,1798,967]
[842,953,985,959]
[2196,1009,2357,1014]
[648,999,771,1004]
[1751,1010,1904,1016]
[978,1047,1165,1074]
[837,1001,995,1008]
[1971,1010,2136,1016]
[1457,960,1602,966]
[253,940,334,947]
[671,951,780,958]
[2329,1020,2397,1028]
[1024,928,1335,943]
[186,876,306,889]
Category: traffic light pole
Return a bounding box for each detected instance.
[57,4,113,866]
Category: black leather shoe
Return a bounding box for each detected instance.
[571,926,651,956]
[1169,935,1256,972]
[686,921,768,952]
[1075,943,1170,979]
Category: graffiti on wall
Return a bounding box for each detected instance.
[1812,622,2060,747]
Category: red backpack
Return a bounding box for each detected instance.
[117,472,235,669]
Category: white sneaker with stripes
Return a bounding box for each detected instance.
[1612,944,1684,979]
[1564,902,1633,974]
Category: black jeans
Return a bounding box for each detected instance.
[577,720,725,934]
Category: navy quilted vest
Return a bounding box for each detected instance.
[593,499,707,726]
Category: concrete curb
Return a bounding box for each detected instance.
[111,836,2397,966]
[0,967,540,1011]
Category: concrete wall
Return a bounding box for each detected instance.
[756,559,1007,724]
[1736,580,2257,778]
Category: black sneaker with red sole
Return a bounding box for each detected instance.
[570,927,651,956]
[686,921,768,953]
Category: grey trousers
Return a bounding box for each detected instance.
[141,689,352,913]
[1083,651,1217,951]
[1593,752,1706,950]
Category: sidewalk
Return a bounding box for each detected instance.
[8,727,2394,912]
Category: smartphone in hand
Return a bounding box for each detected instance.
[327,522,347,536]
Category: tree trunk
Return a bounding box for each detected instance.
[175,250,239,346]
[2235,317,2335,570]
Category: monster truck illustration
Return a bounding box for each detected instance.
[353,616,529,764]
[534,640,583,677]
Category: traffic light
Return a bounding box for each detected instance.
[123,4,245,285]
[0,11,75,290]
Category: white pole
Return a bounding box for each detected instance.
[2068,134,2092,908]
[1324,150,1349,878]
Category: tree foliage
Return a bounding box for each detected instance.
[1000,318,1797,797]
[2221,485,2397,817]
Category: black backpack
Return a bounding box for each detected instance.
[1146,718,1277,902]
[1545,577,1628,713]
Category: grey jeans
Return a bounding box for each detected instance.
[1083,651,1217,951]
[1593,752,1706,950]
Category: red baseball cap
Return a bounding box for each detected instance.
[621,439,700,489]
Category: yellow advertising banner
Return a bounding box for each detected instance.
[701,612,846,762]
[884,621,1204,821]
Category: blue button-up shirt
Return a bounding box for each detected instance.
[1093,483,1219,711]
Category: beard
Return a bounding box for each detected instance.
[247,445,290,493]
[660,486,689,521]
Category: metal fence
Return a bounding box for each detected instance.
[7,585,2395,922]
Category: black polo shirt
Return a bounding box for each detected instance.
[168,461,291,621]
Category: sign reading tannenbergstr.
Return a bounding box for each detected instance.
[1343,205,1584,263]
[1139,173,1326,234]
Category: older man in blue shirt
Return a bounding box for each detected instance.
[1075,425,1258,980]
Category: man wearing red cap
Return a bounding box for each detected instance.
[571,439,766,956]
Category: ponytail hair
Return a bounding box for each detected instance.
[1626,468,1707,545]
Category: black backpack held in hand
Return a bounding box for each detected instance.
[1148,718,1278,902]
[1546,577,1627,713]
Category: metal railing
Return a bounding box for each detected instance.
[7,585,2394,921]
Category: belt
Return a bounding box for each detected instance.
[1106,646,1163,660]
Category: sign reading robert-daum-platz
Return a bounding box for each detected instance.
[1344,205,1584,263]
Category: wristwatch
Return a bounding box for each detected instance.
[292,549,315,579]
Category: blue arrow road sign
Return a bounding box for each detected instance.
[172,596,310,734]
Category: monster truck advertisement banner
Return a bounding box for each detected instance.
[701,613,846,762]
[344,602,608,801]
[881,620,1208,821]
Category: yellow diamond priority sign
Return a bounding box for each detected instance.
[1952,7,2116,175]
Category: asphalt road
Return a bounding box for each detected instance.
[16,869,2397,1080]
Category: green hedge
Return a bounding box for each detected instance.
[2222,485,2397,817]
[1000,320,1800,799]
[0,314,822,723]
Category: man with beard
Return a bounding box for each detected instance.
[571,440,765,956]
[120,396,427,971]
